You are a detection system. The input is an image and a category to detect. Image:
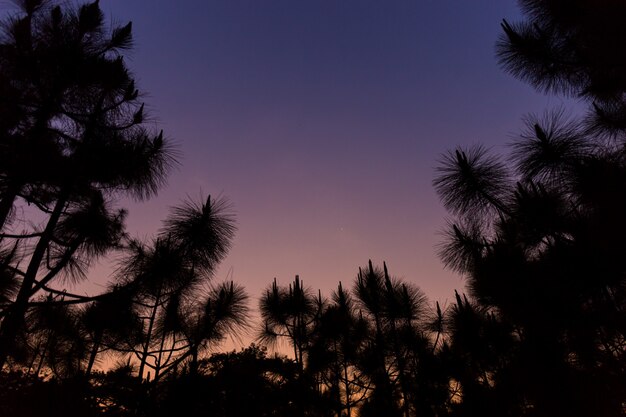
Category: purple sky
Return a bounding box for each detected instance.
[78,1,574,313]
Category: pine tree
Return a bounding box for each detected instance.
[0,0,175,367]
[434,2,626,415]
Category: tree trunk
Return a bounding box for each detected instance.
[85,330,103,376]
[189,344,198,376]
[138,289,161,380]
[153,330,168,381]
[343,360,352,417]
[391,322,411,417]
[0,191,69,366]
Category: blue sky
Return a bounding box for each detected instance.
[64,1,578,309]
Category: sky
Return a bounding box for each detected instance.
[46,1,574,319]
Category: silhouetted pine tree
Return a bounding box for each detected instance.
[0,0,175,367]
[116,195,244,381]
[80,288,143,376]
[258,275,322,370]
[307,282,369,417]
[434,2,626,415]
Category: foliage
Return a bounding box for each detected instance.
[0,0,175,366]
[155,344,332,417]
[0,0,248,392]
[432,1,626,415]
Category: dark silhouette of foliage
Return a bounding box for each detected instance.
[497,0,626,138]
[81,289,143,376]
[0,371,101,417]
[0,2,250,409]
[26,297,85,378]
[154,345,333,417]
[433,2,626,416]
[435,95,626,417]
[307,282,370,416]
[258,275,322,369]
[0,0,175,367]
[114,195,245,382]
[264,263,451,417]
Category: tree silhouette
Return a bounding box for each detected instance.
[116,195,242,381]
[433,3,626,415]
[351,261,442,417]
[176,281,249,378]
[258,275,322,370]
[497,0,626,135]
[291,263,446,417]
[350,261,401,417]
[153,344,333,417]
[435,126,626,416]
[0,0,175,367]
[307,282,370,417]
[80,287,142,376]
[26,297,85,378]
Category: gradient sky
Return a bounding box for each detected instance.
[57,1,575,317]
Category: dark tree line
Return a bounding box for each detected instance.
[1,0,625,416]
